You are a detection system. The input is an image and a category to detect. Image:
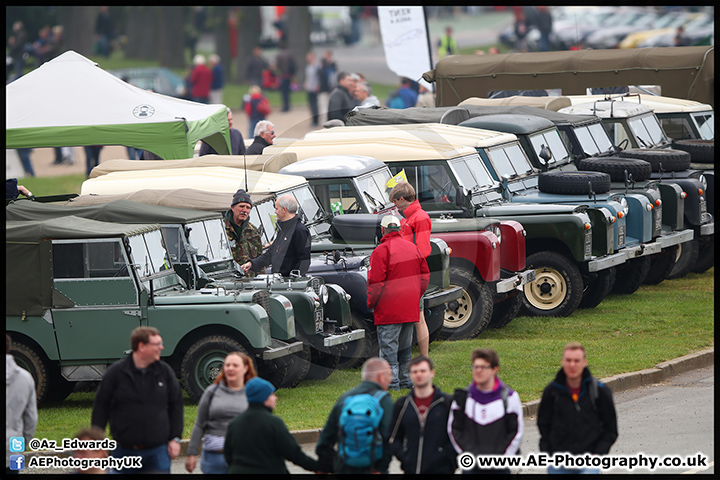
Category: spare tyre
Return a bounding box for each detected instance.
[537,171,611,195]
[577,156,652,182]
[618,148,691,172]
[671,139,714,164]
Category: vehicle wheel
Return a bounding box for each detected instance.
[672,139,714,164]
[10,340,52,403]
[577,157,652,182]
[619,148,691,172]
[181,336,248,403]
[305,348,342,381]
[537,171,611,195]
[438,267,493,340]
[336,314,376,370]
[488,294,522,329]
[691,235,714,274]
[612,256,651,295]
[521,252,584,317]
[644,246,678,285]
[579,267,616,309]
[667,238,700,279]
[281,344,312,389]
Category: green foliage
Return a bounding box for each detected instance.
[33,268,713,442]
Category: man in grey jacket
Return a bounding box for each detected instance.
[6,334,38,474]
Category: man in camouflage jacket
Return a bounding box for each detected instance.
[224,189,262,277]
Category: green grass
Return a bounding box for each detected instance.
[33,267,713,441]
[21,174,87,197]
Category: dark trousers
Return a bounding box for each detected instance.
[280,76,291,111]
[84,146,102,177]
[307,91,319,126]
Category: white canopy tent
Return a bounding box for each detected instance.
[6,51,231,159]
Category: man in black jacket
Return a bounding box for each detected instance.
[245,120,276,155]
[537,342,618,474]
[326,71,358,121]
[389,356,456,474]
[91,327,184,474]
[240,194,311,277]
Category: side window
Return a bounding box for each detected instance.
[161,226,188,263]
[53,241,128,279]
[659,117,691,141]
[415,164,454,205]
[53,243,85,278]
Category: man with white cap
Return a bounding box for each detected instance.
[224,377,319,474]
[367,215,430,390]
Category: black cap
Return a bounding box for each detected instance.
[231,189,252,207]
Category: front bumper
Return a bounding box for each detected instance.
[423,286,464,309]
[495,268,536,293]
[587,251,627,272]
[700,221,714,236]
[658,229,695,248]
[323,328,366,348]
[262,340,304,360]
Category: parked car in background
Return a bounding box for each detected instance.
[619,11,709,49]
[108,67,186,97]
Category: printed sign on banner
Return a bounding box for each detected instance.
[377,6,433,91]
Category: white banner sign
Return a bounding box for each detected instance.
[377,6,433,90]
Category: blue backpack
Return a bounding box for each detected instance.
[337,390,387,468]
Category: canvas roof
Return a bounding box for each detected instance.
[6,51,231,159]
[425,46,714,108]
[80,166,307,196]
[64,188,273,212]
[6,199,222,225]
[88,152,298,178]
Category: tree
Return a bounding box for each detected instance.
[235,7,261,83]
[124,6,159,61]
[54,7,95,57]
[157,6,185,68]
[284,6,311,85]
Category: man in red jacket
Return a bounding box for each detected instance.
[390,182,432,357]
[368,215,430,390]
[189,54,212,103]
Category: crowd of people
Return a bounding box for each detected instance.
[6,328,617,474]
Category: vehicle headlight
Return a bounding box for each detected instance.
[699,175,707,191]
[620,198,629,216]
[318,284,329,304]
[494,225,502,244]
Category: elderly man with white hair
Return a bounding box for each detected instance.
[353,82,381,110]
[240,194,311,277]
[245,120,276,155]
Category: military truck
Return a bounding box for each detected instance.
[6,198,363,387]
[264,135,621,319]
[423,46,714,109]
[559,98,713,276]
[77,169,461,366]
[6,216,301,403]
